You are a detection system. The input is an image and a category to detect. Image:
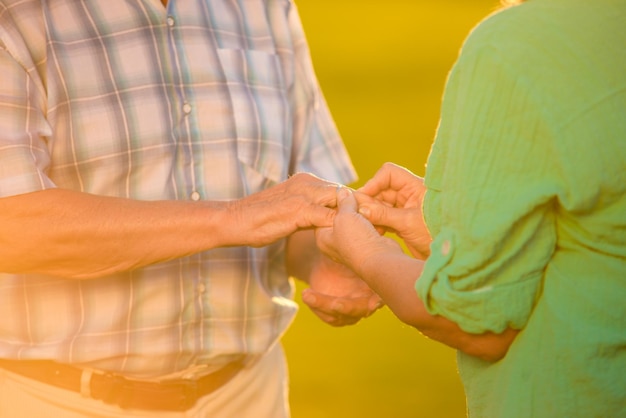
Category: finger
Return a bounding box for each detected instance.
[354,192,399,224]
[302,289,377,319]
[356,183,404,209]
[299,206,336,229]
[383,163,420,192]
[311,309,362,327]
[289,172,339,208]
[333,295,381,319]
[358,165,393,197]
[301,288,331,312]
[353,191,385,206]
[358,204,413,233]
[318,182,341,208]
[302,290,351,325]
[328,316,362,327]
[308,307,344,325]
[336,186,358,214]
[358,163,423,208]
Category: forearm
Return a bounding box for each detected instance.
[0,188,232,279]
[0,174,339,279]
[356,252,517,361]
[285,229,319,283]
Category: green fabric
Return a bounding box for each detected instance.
[417,0,626,416]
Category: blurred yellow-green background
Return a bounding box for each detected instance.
[284,1,502,417]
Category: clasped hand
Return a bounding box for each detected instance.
[303,163,432,324]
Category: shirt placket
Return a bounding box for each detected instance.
[164,12,201,203]
[163,5,212,359]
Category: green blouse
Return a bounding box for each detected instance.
[418,0,626,416]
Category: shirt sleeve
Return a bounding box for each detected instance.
[417,36,559,334]
[0,14,55,197]
[286,3,357,185]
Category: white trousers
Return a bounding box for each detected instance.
[0,344,290,418]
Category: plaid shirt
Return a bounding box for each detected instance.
[0,0,356,379]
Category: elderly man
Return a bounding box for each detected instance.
[0,0,380,416]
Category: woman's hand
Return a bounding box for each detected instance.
[316,187,404,277]
[356,163,432,260]
[315,186,519,360]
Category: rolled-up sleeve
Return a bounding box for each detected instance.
[417,34,559,334]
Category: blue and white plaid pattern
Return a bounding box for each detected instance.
[0,0,356,379]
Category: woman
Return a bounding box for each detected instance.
[306,0,626,416]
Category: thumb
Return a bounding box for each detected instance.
[336,187,358,214]
[358,203,406,232]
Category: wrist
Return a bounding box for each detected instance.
[355,241,405,285]
[285,230,320,282]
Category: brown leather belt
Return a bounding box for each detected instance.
[0,358,245,411]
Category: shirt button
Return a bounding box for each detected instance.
[441,239,451,256]
[182,103,192,114]
[166,16,175,27]
[190,191,201,201]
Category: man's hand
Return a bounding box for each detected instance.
[0,173,339,279]
[225,173,339,248]
[301,255,383,327]
[356,163,432,260]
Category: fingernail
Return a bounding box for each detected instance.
[337,186,350,200]
[358,205,371,217]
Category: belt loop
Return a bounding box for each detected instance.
[80,368,94,398]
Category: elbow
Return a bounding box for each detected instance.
[382,289,521,363]
[400,308,520,363]
[469,344,509,362]
[461,328,520,362]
